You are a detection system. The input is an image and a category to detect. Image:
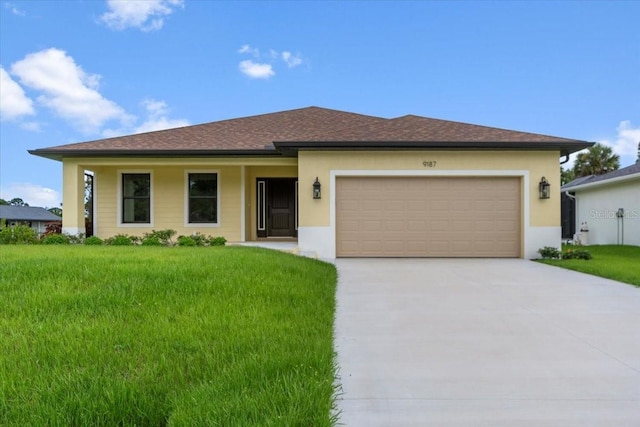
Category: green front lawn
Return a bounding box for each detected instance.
[0,246,338,426]
[537,244,640,287]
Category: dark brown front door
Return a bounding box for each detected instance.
[257,178,297,238]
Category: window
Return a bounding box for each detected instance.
[122,173,150,223]
[188,173,217,223]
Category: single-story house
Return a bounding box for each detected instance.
[0,205,61,234]
[29,107,593,259]
[562,162,640,246]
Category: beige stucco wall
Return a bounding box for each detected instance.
[62,157,296,241]
[297,150,561,228]
[62,151,561,256]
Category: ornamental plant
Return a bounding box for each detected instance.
[537,246,561,259]
[41,234,70,245]
[562,248,592,260]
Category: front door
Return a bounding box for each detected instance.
[257,178,297,238]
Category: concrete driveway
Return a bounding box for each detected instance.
[334,259,640,426]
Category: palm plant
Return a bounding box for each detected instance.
[572,143,620,177]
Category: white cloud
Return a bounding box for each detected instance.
[565,120,640,170]
[238,44,260,57]
[611,120,640,157]
[1,183,61,208]
[282,51,302,68]
[0,66,35,121]
[20,121,41,132]
[10,48,132,134]
[133,98,189,133]
[237,46,304,78]
[4,2,26,16]
[100,0,184,32]
[239,60,275,79]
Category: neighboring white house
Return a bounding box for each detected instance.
[562,162,640,246]
[0,205,61,234]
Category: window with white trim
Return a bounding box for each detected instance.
[122,173,151,223]
[188,173,218,223]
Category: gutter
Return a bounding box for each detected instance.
[273,140,594,157]
[562,173,640,192]
[27,149,285,161]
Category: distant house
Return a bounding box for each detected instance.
[562,162,640,246]
[0,205,61,234]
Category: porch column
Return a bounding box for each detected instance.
[240,165,246,242]
[62,161,86,235]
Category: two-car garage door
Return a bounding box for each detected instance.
[336,177,521,257]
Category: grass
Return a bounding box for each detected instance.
[0,245,338,426]
[537,244,640,287]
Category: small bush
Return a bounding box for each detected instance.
[44,221,62,235]
[0,220,39,244]
[190,232,209,247]
[209,236,227,246]
[563,248,592,260]
[142,229,176,246]
[538,246,561,259]
[41,234,70,245]
[177,235,196,246]
[66,233,85,245]
[106,234,136,246]
[84,236,103,246]
[141,236,163,246]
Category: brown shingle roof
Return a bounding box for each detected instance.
[29,106,593,159]
[292,115,580,143]
[33,107,387,152]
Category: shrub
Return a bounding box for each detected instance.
[44,221,62,235]
[105,234,136,246]
[209,236,227,246]
[0,220,39,244]
[142,229,176,246]
[190,232,209,247]
[177,235,196,246]
[562,248,592,260]
[538,246,561,259]
[84,236,103,246]
[66,233,85,245]
[41,234,70,245]
[141,236,163,246]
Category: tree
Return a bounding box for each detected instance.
[9,198,29,206]
[0,199,8,205]
[572,143,620,177]
[48,207,63,217]
[561,166,575,185]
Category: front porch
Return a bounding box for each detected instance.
[60,158,300,242]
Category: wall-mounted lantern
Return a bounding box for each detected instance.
[313,177,321,199]
[539,177,550,199]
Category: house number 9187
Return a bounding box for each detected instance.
[422,161,437,167]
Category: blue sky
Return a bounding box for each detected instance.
[1,0,638,207]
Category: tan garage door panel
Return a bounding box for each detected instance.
[336,177,521,257]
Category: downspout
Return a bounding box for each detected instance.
[560,154,570,165]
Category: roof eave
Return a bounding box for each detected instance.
[273,140,594,156]
[562,173,640,192]
[28,148,284,161]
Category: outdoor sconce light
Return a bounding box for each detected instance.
[539,177,550,199]
[313,177,321,199]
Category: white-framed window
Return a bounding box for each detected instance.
[185,170,220,227]
[118,170,153,227]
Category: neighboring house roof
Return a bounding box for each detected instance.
[29,106,593,160]
[562,162,640,192]
[0,206,61,222]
